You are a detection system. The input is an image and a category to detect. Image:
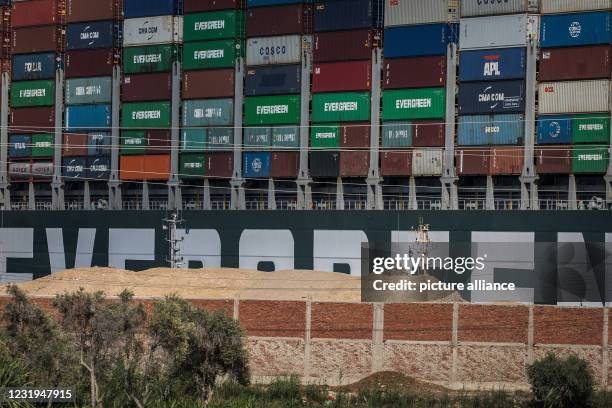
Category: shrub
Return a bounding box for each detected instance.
[526,352,594,408]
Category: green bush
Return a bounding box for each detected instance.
[526,352,594,408]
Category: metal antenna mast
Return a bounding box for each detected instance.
[162,210,185,269]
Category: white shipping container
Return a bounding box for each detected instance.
[539,80,611,114]
[461,0,539,17]
[123,16,183,46]
[412,148,443,176]
[459,14,539,50]
[9,163,31,178]
[31,162,54,177]
[384,0,457,27]
[246,35,302,66]
[541,0,610,14]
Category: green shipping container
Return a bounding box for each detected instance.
[123,45,177,74]
[31,134,54,157]
[183,11,244,42]
[244,95,300,125]
[65,77,112,105]
[310,124,340,149]
[180,154,207,177]
[383,88,445,121]
[207,127,233,148]
[381,122,413,148]
[182,128,207,152]
[244,127,271,148]
[121,101,171,128]
[183,99,234,127]
[272,126,299,149]
[183,40,241,70]
[572,146,609,174]
[10,80,55,107]
[311,92,370,123]
[121,131,146,155]
[572,114,610,144]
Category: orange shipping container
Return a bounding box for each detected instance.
[490,147,523,175]
[63,133,88,157]
[120,155,170,181]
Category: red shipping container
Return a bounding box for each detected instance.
[384,56,447,89]
[120,155,170,181]
[340,123,370,148]
[63,133,88,157]
[12,0,60,28]
[312,60,371,93]
[380,151,411,176]
[10,107,55,134]
[491,147,523,175]
[65,49,115,78]
[455,148,491,175]
[271,151,299,178]
[182,69,235,99]
[184,0,243,13]
[314,29,379,63]
[539,46,611,81]
[339,151,369,177]
[207,152,233,178]
[12,26,61,55]
[247,4,311,37]
[123,73,172,102]
[413,121,445,147]
[67,0,119,23]
[145,130,171,155]
[535,146,572,174]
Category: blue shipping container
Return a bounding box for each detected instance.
[243,151,271,178]
[123,0,179,18]
[245,65,301,96]
[63,157,86,180]
[458,80,526,115]
[66,21,117,50]
[12,53,57,81]
[384,24,458,58]
[459,48,526,82]
[87,156,111,179]
[248,0,305,6]
[314,0,383,32]
[9,135,31,158]
[458,114,524,146]
[540,12,611,48]
[537,115,572,144]
[65,105,112,131]
[87,133,111,156]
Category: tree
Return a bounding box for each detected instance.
[148,296,249,404]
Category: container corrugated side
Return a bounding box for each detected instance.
[461,0,536,17]
[243,151,271,178]
[460,14,539,50]
[123,45,177,73]
[541,0,610,14]
[539,46,611,81]
[540,12,611,48]
[183,11,244,42]
[380,151,412,176]
[87,156,111,180]
[245,64,301,96]
[458,114,524,145]
[183,69,235,99]
[535,146,572,174]
[63,133,88,156]
[572,114,610,144]
[9,135,31,158]
[272,126,299,148]
[12,26,61,55]
[247,4,310,37]
[314,0,383,32]
[31,134,54,157]
[490,147,524,175]
[385,0,456,27]
[271,152,299,178]
[412,148,443,176]
[87,133,112,156]
[539,80,610,114]
[458,80,526,115]
[455,148,491,175]
[120,155,170,181]
[185,0,243,13]
[182,99,234,127]
[381,122,412,147]
[67,0,118,23]
[11,0,60,28]
[65,77,112,105]
[180,153,207,177]
[66,49,114,78]
[66,21,117,50]
[311,92,371,123]
[383,88,446,120]
[244,127,271,148]
[311,125,340,149]
[309,151,340,178]
[572,146,609,173]
[12,53,57,81]
[63,157,86,179]
[384,56,446,89]
[459,48,526,82]
[340,151,369,177]
[123,16,183,46]
[537,115,572,144]
[121,101,172,128]
[65,105,112,131]
[244,95,301,125]
[122,72,172,102]
[183,40,241,70]
[246,35,301,66]
[11,107,55,134]
[123,0,178,19]
[384,24,455,58]
[314,29,378,62]
[10,80,55,108]
[312,61,371,93]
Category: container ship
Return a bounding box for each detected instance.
[0,0,610,305]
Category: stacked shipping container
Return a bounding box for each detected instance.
[242,0,306,179]
[179,1,243,180]
[310,0,382,178]
[456,3,538,176]
[8,0,65,183]
[537,6,611,175]
[120,0,180,181]
[381,0,456,177]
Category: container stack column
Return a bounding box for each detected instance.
[230,57,245,210]
[520,35,538,210]
[0,4,10,209]
[441,41,458,210]
[167,60,182,210]
[366,47,383,210]
[297,35,312,210]
[52,67,64,209]
[109,65,122,209]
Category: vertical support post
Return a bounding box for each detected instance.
[203,179,211,210]
[168,61,182,210]
[142,181,150,210]
[520,38,538,209]
[486,175,495,210]
[372,303,384,373]
[568,174,577,210]
[304,300,312,379]
[366,48,383,210]
[0,72,10,210]
[51,68,64,210]
[605,80,612,205]
[603,309,609,388]
[230,57,245,210]
[83,181,91,210]
[108,65,122,210]
[267,178,276,210]
[28,182,35,210]
[335,177,344,210]
[440,42,458,210]
[408,176,417,210]
[297,35,313,210]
